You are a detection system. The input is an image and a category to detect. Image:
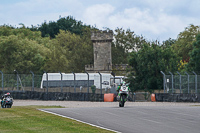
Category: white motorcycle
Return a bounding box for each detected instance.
[117,85,129,107]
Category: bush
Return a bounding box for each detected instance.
[91,85,96,94]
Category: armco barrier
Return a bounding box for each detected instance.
[0,91,199,102]
[155,93,199,102]
[0,91,104,101]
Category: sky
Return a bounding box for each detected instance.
[0,0,200,42]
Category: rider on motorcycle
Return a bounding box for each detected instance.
[1,92,12,107]
[116,81,130,100]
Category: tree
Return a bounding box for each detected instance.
[127,42,179,93]
[172,24,200,62]
[44,30,93,72]
[187,34,200,72]
[0,25,94,74]
[112,28,146,65]
[38,16,91,38]
[0,35,50,74]
[0,26,50,74]
[162,38,176,48]
[0,25,14,36]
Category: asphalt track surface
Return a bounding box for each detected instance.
[41,104,200,133]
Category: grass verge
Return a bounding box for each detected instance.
[0,106,113,133]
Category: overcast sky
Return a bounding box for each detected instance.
[0,0,199,41]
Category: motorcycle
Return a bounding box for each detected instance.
[117,85,129,107]
[1,96,13,108]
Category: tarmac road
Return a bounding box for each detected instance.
[42,105,200,133]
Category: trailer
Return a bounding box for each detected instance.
[40,73,125,89]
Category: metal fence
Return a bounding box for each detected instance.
[161,71,200,94]
[0,73,115,94]
[0,72,148,101]
[0,72,115,101]
[0,73,43,92]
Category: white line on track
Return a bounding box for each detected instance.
[39,109,121,133]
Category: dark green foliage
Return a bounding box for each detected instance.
[187,34,200,72]
[38,16,91,38]
[91,85,96,94]
[127,42,179,93]
[162,38,176,48]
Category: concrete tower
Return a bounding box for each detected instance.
[88,30,113,73]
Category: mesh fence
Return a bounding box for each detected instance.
[165,74,200,94]
[0,74,43,92]
[0,73,135,101]
[0,73,117,94]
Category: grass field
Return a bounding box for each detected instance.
[0,106,113,133]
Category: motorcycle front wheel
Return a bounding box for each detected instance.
[119,95,125,107]
[6,105,11,108]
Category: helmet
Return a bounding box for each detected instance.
[122,81,126,86]
[6,92,10,95]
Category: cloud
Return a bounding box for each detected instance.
[82,4,187,41]
[120,7,186,40]
[82,4,115,28]
[1,0,200,41]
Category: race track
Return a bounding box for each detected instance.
[41,104,200,133]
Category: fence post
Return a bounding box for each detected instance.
[14,70,19,91]
[85,71,89,94]
[192,71,197,94]
[72,72,76,93]
[111,72,115,84]
[0,71,3,92]
[59,72,63,93]
[169,71,173,93]
[44,71,48,100]
[98,72,102,99]
[185,72,190,94]
[30,71,34,92]
[176,72,182,94]
[160,71,166,93]
[111,71,115,88]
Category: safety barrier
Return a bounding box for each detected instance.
[154,93,200,102]
[0,91,104,101]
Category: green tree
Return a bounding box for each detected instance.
[38,16,91,38]
[0,26,50,74]
[0,25,94,74]
[112,28,146,65]
[127,42,178,93]
[0,25,14,36]
[44,30,93,72]
[187,34,200,72]
[172,24,200,62]
[162,38,176,48]
[0,35,50,73]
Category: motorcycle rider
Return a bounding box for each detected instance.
[116,81,130,100]
[1,92,11,108]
